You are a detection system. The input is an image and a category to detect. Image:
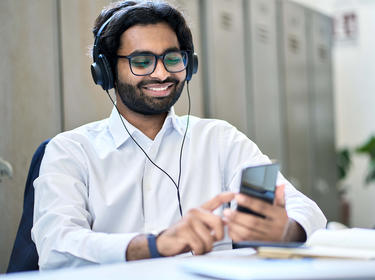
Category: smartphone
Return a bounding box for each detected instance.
[236,161,279,218]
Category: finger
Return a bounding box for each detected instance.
[274,184,285,207]
[201,192,235,212]
[224,208,267,235]
[227,222,265,242]
[227,226,244,243]
[187,208,225,241]
[197,208,225,241]
[183,225,206,255]
[235,194,274,217]
[225,209,287,242]
[191,218,215,253]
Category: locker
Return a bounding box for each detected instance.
[201,0,250,136]
[306,9,339,221]
[168,0,205,118]
[245,0,286,167]
[277,1,312,194]
[59,0,113,130]
[0,0,62,272]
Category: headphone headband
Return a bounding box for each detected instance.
[93,16,114,61]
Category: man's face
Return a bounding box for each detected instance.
[116,22,186,115]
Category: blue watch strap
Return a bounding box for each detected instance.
[147,234,163,258]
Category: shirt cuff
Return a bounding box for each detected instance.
[97,232,139,263]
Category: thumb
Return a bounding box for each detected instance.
[274,184,285,207]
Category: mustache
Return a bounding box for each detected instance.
[137,77,179,89]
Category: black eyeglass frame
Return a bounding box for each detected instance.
[117,50,189,76]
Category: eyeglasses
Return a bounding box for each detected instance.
[117,50,188,76]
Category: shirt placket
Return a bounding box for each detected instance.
[142,135,162,233]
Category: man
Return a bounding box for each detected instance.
[32,0,326,270]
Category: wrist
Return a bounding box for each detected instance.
[284,218,307,242]
[147,234,164,258]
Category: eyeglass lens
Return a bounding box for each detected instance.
[130,51,187,76]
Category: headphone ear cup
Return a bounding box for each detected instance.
[91,61,103,87]
[91,54,114,90]
[192,53,198,75]
[186,52,198,82]
[99,54,114,90]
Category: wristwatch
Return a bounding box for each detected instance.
[147,234,164,258]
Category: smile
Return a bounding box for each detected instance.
[147,86,169,91]
[142,82,175,97]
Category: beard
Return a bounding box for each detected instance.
[116,76,185,115]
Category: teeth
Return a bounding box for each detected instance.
[147,86,169,91]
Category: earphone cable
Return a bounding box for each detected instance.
[105,83,191,217]
[176,81,191,216]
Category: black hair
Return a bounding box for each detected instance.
[92,0,194,79]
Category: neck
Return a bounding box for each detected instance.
[116,99,167,140]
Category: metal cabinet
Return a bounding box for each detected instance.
[277,0,312,194]
[0,0,62,272]
[245,0,286,166]
[168,0,205,118]
[306,9,339,221]
[201,0,250,136]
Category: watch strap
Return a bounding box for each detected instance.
[147,234,163,258]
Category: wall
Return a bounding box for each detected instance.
[0,0,115,273]
[293,0,375,228]
[333,0,375,228]
[0,0,62,272]
[169,0,205,118]
[59,0,113,131]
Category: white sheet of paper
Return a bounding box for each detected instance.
[180,258,375,279]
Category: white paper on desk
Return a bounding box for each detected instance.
[180,258,375,279]
[257,228,375,260]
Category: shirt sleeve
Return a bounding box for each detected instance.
[218,121,327,238]
[32,135,139,270]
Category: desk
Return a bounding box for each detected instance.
[2,249,375,280]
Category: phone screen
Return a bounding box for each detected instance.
[237,162,279,218]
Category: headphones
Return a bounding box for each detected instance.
[91,16,199,91]
[91,12,197,218]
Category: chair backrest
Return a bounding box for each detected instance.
[7,139,50,273]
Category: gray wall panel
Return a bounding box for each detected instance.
[307,10,339,220]
[202,0,249,135]
[246,0,285,166]
[60,0,113,131]
[169,0,205,118]
[278,1,312,194]
[0,0,62,272]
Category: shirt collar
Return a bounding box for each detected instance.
[163,107,186,137]
[108,106,187,149]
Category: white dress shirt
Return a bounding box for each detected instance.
[32,107,326,270]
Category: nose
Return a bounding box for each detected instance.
[150,58,169,81]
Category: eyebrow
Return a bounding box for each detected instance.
[126,47,181,57]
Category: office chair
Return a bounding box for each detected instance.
[7,139,50,273]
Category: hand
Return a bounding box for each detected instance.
[224,185,291,242]
[156,192,235,256]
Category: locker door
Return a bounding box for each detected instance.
[59,0,113,131]
[201,0,250,136]
[278,1,312,194]
[0,0,62,272]
[307,10,339,221]
[169,0,205,118]
[246,0,285,166]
